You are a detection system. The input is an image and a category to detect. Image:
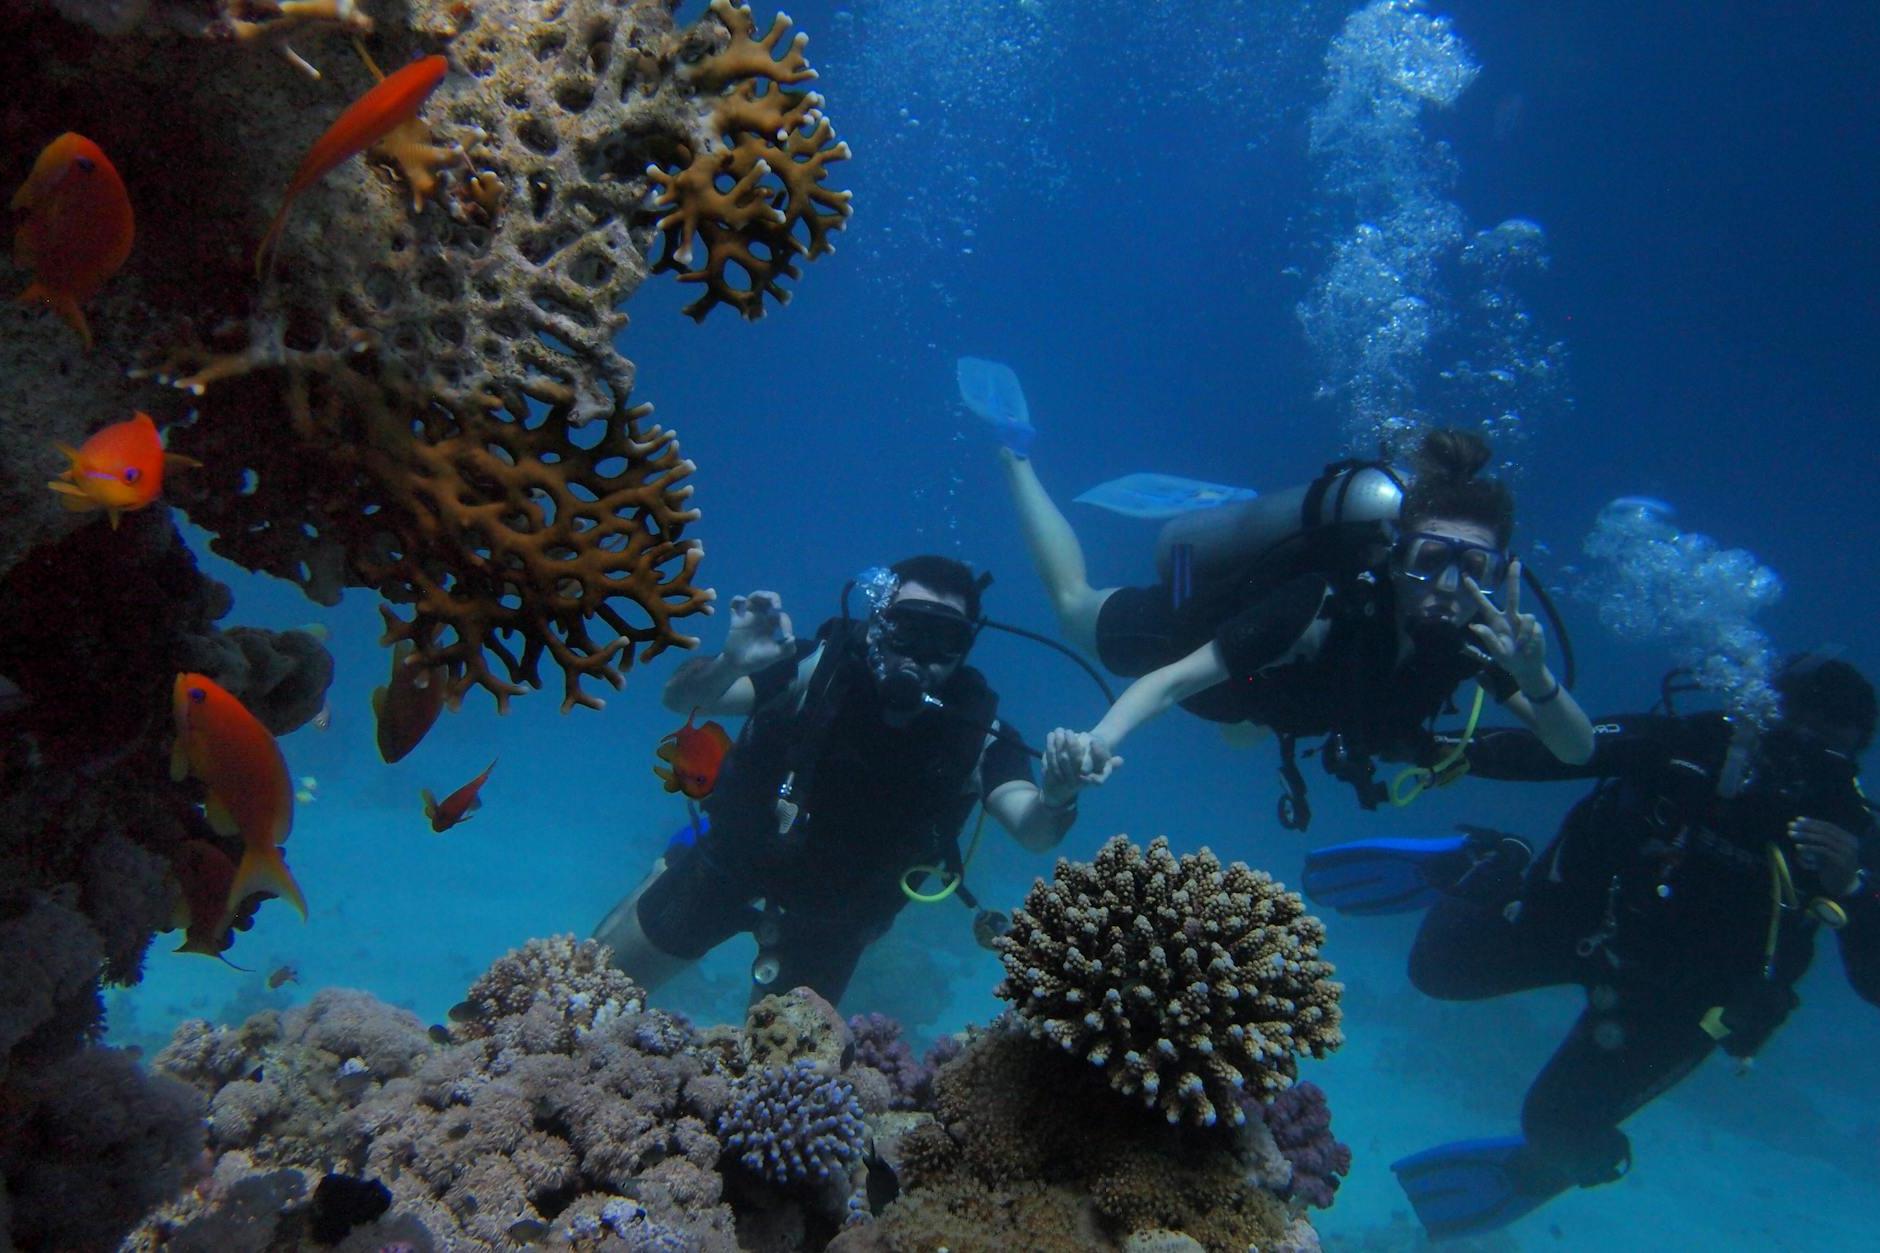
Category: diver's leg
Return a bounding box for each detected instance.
[1407,840,1572,1000]
[594,850,750,994]
[999,448,1114,655]
[1517,1003,1716,1192]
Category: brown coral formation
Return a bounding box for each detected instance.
[649,0,854,320]
[997,835,1345,1126]
[837,1028,1312,1253]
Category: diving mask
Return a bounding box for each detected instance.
[880,598,977,666]
[1391,532,1509,596]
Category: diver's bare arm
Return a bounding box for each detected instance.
[661,655,757,715]
[1089,642,1232,752]
[987,779,1076,853]
[1504,678,1594,765]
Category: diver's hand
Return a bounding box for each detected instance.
[1059,730,1123,785]
[1040,729,1090,805]
[1790,818,1863,897]
[723,591,794,675]
[1464,561,1551,693]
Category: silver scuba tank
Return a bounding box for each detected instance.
[1153,462,1406,585]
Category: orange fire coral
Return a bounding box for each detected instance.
[648,0,854,320]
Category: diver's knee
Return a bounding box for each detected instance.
[1407,932,1473,1000]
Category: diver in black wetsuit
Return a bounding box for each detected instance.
[998,427,1594,824]
[592,555,1090,1006]
[1393,656,1880,1237]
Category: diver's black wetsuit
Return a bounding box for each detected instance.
[635,618,1031,1003]
[1099,571,1514,819]
[1411,713,1880,1192]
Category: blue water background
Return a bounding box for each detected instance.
[120,2,1879,1247]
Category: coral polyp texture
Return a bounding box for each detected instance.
[997,835,1344,1126]
[719,1059,868,1187]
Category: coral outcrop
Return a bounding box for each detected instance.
[1258,1081,1352,1210]
[8,0,852,708]
[140,911,1339,1252]
[837,1026,1317,1253]
[997,835,1345,1126]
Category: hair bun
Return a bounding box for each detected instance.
[1412,428,1493,482]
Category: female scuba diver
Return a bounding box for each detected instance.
[999,427,1595,822]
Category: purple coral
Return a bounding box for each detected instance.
[718,1060,866,1187]
[1260,1081,1352,1209]
[846,1013,929,1110]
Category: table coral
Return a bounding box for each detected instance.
[997,835,1344,1127]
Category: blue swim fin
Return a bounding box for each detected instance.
[956,356,1036,455]
[1072,472,1258,519]
[1392,1135,1563,1240]
[1301,834,1471,916]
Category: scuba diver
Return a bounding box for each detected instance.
[593,555,1093,1005]
[992,414,1594,824]
[1302,655,1880,1239]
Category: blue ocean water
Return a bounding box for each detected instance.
[119,2,1879,1248]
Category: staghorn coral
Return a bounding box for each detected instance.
[997,835,1344,1127]
[648,0,853,320]
[718,1058,867,1188]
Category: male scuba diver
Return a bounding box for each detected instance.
[1303,655,1880,1239]
[996,423,1594,823]
[593,555,1091,1005]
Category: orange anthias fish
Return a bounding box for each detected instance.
[169,839,242,961]
[10,132,134,349]
[46,411,199,528]
[423,758,495,833]
[373,639,447,763]
[654,710,733,800]
[171,674,307,921]
[255,53,450,278]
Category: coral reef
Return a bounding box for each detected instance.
[8,0,852,709]
[140,922,1332,1251]
[997,835,1344,1126]
[1258,1081,1352,1209]
[840,1026,1312,1253]
[719,1059,867,1188]
[847,1013,930,1110]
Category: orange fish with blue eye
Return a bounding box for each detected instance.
[654,710,733,800]
[423,758,496,833]
[172,674,307,922]
[47,412,199,529]
[10,133,134,350]
[256,53,450,279]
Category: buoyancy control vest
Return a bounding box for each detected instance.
[701,619,1001,914]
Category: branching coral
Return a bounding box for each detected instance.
[997,836,1344,1127]
[719,1059,867,1188]
[1258,1082,1352,1209]
[648,1,853,320]
[450,934,647,1051]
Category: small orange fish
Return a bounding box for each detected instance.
[10,132,134,349]
[267,964,299,990]
[172,674,307,921]
[46,412,199,529]
[169,839,241,961]
[256,53,450,278]
[654,710,733,800]
[423,758,495,833]
[373,639,447,763]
